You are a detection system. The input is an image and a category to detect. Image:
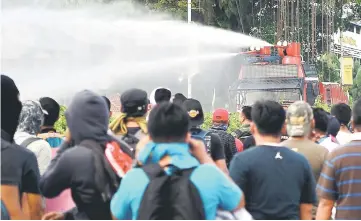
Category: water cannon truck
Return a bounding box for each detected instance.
[229,42,348,110]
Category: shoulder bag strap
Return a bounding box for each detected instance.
[20,137,42,147]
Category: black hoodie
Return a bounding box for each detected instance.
[1,75,41,200]
[1,75,22,139]
[40,90,118,220]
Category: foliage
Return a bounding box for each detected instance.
[350,64,361,101]
[313,95,331,112]
[53,106,115,134]
[316,53,341,83]
[54,106,67,134]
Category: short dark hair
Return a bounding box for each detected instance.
[173,93,187,106]
[39,97,60,127]
[352,99,361,127]
[148,102,190,142]
[155,88,172,104]
[242,106,252,121]
[251,100,285,136]
[102,96,111,112]
[313,108,329,133]
[331,103,351,125]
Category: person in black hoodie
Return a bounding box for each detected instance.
[1,75,43,219]
[40,90,132,220]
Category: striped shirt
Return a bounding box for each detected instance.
[317,137,361,220]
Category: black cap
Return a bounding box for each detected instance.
[39,97,60,126]
[121,88,148,117]
[182,98,204,127]
[102,96,111,112]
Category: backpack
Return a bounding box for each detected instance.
[20,137,42,148]
[191,130,211,154]
[80,139,133,203]
[115,130,146,157]
[137,164,205,220]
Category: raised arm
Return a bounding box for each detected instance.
[39,141,73,198]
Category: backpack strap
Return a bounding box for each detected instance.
[198,130,209,138]
[191,129,209,138]
[134,130,146,141]
[20,137,42,148]
[80,140,119,202]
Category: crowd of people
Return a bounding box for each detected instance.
[1,74,361,220]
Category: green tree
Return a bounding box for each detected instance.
[316,53,341,83]
[350,64,361,100]
[54,106,67,134]
[313,95,331,112]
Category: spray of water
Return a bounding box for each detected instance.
[1,0,270,104]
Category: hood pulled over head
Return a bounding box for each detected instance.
[1,75,22,139]
[65,90,109,145]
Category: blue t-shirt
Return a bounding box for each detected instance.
[111,164,242,220]
[1,200,10,220]
[229,145,316,220]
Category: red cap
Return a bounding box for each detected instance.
[212,108,229,122]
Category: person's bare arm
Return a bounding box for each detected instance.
[215,159,229,174]
[300,203,313,220]
[1,185,28,220]
[232,194,246,211]
[22,193,44,220]
[316,198,334,220]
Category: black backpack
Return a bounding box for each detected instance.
[114,130,146,158]
[190,129,212,155]
[137,164,205,220]
[80,140,121,203]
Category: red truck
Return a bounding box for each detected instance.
[229,42,349,109]
[319,82,349,105]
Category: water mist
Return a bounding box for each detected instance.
[1,0,269,109]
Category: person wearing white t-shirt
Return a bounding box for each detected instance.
[312,108,339,152]
[331,103,352,145]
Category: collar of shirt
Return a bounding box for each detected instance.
[259,142,282,147]
[1,129,12,142]
[350,132,361,141]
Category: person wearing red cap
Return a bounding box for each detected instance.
[209,109,242,167]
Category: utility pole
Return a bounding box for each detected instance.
[188,0,192,98]
[187,0,192,98]
[188,0,192,24]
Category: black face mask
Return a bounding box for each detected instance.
[1,75,22,139]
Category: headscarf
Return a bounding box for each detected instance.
[17,100,45,135]
[1,75,22,139]
[109,113,147,135]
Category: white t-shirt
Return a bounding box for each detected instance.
[319,137,339,152]
[14,131,52,175]
[336,131,352,145]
